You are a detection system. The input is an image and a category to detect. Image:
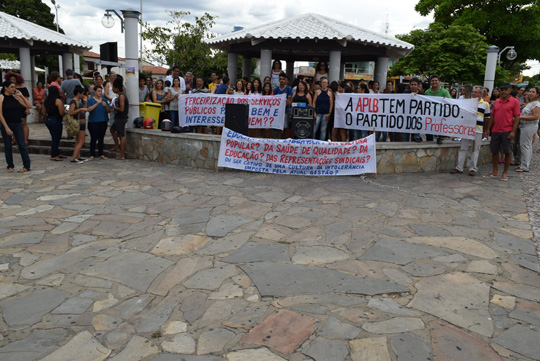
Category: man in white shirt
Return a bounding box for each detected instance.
[165,66,186,93]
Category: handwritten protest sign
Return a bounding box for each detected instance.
[218,127,377,176]
[179,94,286,129]
[335,93,478,140]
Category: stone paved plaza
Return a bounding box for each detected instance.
[0,144,539,361]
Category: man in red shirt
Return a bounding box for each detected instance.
[484,83,520,181]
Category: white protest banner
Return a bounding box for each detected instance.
[335,93,478,140]
[218,127,377,176]
[179,93,286,129]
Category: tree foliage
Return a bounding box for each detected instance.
[141,11,223,75]
[0,0,63,72]
[414,0,540,65]
[389,23,489,84]
[0,0,62,32]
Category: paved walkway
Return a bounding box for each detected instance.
[0,140,539,361]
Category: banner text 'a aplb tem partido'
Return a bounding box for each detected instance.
[218,128,377,176]
[335,93,478,139]
[178,94,286,129]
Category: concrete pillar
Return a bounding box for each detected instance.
[122,9,141,127]
[375,56,389,88]
[227,52,238,84]
[74,53,81,74]
[329,50,341,83]
[242,57,251,78]
[19,47,32,102]
[58,55,63,75]
[286,60,294,82]
[62,53,73,74]
[31,55,37,91]
[260,49,272,81]
[483,45,499,97]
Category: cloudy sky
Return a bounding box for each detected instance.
[45,0,432,53]
[44,0,539,76]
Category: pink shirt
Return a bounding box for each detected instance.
[491,96,520,133]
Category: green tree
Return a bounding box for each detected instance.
[0,0,62,32]
[414,0,540,65]
[141,11,218,74]
[1,0,63,71]
[389,23,489,84]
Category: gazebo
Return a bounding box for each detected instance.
[0,11,91,101]
[207,13,414,84]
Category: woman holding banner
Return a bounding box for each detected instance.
[261,82,274,138]
[313,78,333,141]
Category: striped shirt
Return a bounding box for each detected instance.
[477,98,490,133]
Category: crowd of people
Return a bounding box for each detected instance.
[1,60,539,176]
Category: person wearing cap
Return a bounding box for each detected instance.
[483,83,520,181]
[60,69,83,105]
[425,74,451,144]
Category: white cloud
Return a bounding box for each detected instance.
[43,0,432,63]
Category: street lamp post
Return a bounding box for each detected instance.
[51,0,63,75]
[102,9,140,127]
[483,45,517,96]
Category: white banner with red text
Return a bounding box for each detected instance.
[179,93,286,129]
[335,93,478,140]
[218,127,377,176]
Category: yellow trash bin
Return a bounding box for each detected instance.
[139,102,161,129]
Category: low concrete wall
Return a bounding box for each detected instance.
[126,129,492,174]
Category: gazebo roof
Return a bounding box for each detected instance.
[0,11,90,53]
[208,13,413,57]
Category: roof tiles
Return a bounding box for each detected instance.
[208,13,413,50]
[0,11,90,50]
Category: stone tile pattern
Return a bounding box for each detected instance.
[0,142,539,361]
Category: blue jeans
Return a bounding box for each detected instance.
[350,129,369,141]
[169,110,179,127]
[88,121,108,157]
[45,116,63,158]
[376,131,388,142]
[401,133,421,142]
[314,113,329,141]
[1,122,31,170]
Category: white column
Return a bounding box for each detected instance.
[19,47,32,102]
[62,53,73,74]
[375,56,389,86]
[74,53,81,74]
[228,52,238,84]
[30,55,37,92]
[483,45,499,97]
[122,9,141,127]
[260,49,272,81]
[286,60,294,82]
[58,55,63,75]
[329,50,341,83]
[242,57,251,78]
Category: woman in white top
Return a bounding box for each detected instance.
[270,60,282,88]
[250,78,262,96]
[104,72,119,151]
[314,61,329,81]
[167,77,182,128]
[516,86,540,172]
[234,80,246,95]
